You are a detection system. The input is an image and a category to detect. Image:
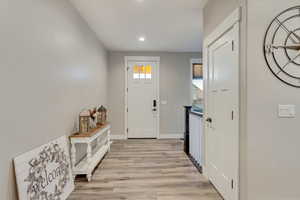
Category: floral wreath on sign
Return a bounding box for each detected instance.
[24,143,70,200]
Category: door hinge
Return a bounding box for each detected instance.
[127,108,128,112]
[232,40,234,51]
[231,111,234,120]
[126,88,128,92]
[231,179,234,189]
[127,67,129,71]
[126,128,129,133]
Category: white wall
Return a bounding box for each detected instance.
[0,0,108,199]
[246,1,300,199]
[108,52,201,139]
[203,0,240,37]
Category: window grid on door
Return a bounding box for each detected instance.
[133,64,152,80]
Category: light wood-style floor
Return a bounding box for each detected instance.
[68,139,222,200]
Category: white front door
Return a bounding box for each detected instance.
[206,23,239,200]
[126,57,159,138]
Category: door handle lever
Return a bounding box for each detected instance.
[206,118,212,123]
[153,100,157,107]
[153,100,157,111]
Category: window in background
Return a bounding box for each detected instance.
[192,63,203,113]
[193,64,203,80]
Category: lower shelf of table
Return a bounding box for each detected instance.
[72,142,111,180]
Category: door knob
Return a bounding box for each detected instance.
[206,118,212,123]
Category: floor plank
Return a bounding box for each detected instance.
[68,139,222,200]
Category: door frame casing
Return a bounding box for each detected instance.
[203,8,241,200]
[124,56,160,139]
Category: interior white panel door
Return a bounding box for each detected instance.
[207,23,239,200]
[127,60,159,138]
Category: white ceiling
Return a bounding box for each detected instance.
[70,0,204,52]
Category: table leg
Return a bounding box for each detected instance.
[71,143,76,169]
[108,129,111,151]
[86,143,92,181]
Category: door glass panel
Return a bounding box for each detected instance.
[145,65,152,79]
[140,65,145,79]
[133,64,152,80]
[133,65,140,79]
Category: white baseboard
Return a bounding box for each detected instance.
[111,134,126,140]
[159,133,183,139]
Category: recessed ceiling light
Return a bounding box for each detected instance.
[137,0,144,2]
[139,37,146,42]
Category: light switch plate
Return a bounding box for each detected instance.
[278,105,296,118]
[161,100,167,105]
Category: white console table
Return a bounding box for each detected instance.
[69,123,111,182]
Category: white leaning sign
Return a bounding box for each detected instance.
[14,136,74,200]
